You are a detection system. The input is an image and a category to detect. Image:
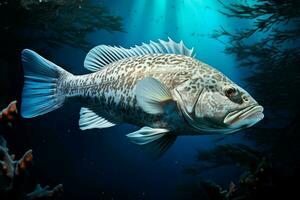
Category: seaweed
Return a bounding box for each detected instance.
[0,0,123,107]
[212,0,300,113]
[180,1,300,199]
[181,110,300,199]
[197,157,271,200]
[0,0,123,52]
[211,0,300,171]
[183,144,263,177]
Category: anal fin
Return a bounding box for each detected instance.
[79,107,116,130]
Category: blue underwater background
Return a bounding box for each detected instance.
[0,0,299,200]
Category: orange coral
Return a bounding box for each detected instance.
[0,100,18,126]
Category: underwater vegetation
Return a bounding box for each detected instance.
[180,0,300,199]
[181,145,271,200]
[0,0,123,51]
[212,0,300,112]
[0,0,299,199]
[0,0,123,107]
[0,2,123,199]
[0,101,63,200]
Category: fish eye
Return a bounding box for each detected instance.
[225,87,237,97]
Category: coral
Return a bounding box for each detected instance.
[0,135,63,200]
[26,184,63,200]
[0,101,63,200]
[0,100,18,127]
[0,139,33,191]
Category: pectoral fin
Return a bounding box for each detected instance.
[135,77,177,115]
[126,126,177,158]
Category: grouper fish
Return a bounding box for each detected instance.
[21,38,264,156]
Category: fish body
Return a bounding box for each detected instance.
[61,54,209,132]
[21,38,264,156]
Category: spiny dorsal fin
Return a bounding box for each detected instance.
[84,37,195,72]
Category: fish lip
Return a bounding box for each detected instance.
[223,105,264,126]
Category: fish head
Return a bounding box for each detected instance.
[173,74,264,134]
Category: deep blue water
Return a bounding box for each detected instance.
[6,0,286,199]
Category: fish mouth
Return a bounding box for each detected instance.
[223,105,264,127]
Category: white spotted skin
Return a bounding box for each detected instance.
[59,54,235,134]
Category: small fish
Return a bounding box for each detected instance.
[20,38,264,156]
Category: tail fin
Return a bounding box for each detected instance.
[21,49,72,118]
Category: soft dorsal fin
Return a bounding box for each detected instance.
[84,37,195,72]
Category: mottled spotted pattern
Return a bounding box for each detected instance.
[57,53,237,132]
